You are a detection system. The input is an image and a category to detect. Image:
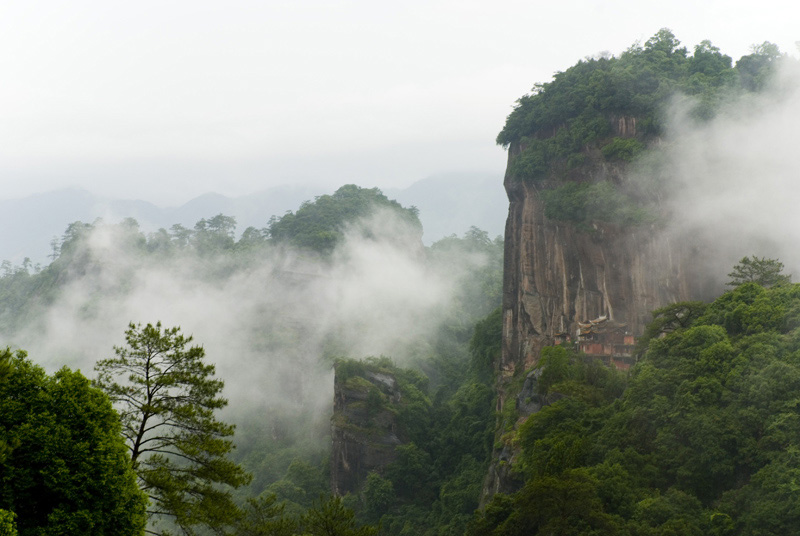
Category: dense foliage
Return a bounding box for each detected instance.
[266,184,421,254]
[499,30,784,227]
[0,184,503,536]
[330,304,501,535]
[471,278,800,535]
[0,349,147,536]
[499,30,779,155]
[0,509,16,536]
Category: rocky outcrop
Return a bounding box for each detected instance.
[330,367,403,495]
[481,369,567,501]
[481,442,519,501]
[501,142,699,372]
[514,368,566,417]
[483,138,710,502]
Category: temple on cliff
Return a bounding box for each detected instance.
[578,316,636,370]
[555,315,636,370]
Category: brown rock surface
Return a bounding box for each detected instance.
[482,140,706,503]
[501,142,697,372]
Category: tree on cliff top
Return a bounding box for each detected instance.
[94,322,250,536]
[727,256,790,288]
[496,29,783,177]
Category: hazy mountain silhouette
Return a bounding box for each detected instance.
[1,174,506,265]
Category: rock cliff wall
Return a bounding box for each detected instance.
[501,142,698,372]
[482,140,705,502]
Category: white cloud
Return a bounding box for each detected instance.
[661,59,800,284]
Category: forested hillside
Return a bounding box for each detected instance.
[0,173,507,265]
[471,269,800,535]
[0,184,504,535]
[486,28,800,536]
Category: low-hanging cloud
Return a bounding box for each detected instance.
[635,58,800,288]
[3,206,493,448]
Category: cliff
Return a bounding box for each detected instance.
[494,30,757,376]
[493,30,737,376]
[483,135,708,500]
[501,141,697,372]
[330,362,404,495]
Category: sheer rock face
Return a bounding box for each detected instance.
[482,143,703,503]
[501,142,697,372]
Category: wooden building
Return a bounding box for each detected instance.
[576,316,636,370]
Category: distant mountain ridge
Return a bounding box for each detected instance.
[385,172,506,243]
[0,173,506,264]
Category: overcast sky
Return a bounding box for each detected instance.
[0,0,796,206]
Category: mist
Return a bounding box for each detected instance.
[1,207,495,464]
[629,57,800,287]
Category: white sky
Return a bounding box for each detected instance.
[0,0,796,206]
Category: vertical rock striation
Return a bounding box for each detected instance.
[501,142,696,372]
[482,140,707,500]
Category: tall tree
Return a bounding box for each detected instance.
[94,322,250,536]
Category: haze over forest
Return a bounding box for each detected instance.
[3,11,800,536]
[0,172,506,265]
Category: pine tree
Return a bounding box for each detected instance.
[726,256,791,288]
[94,322,250,536]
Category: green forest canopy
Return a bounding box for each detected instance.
[499,29,780,151]
[499,30,785,227]
[0,185,504,536]
[266,184,421,254]
[470,276,800,535]
[0,350,147,536]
